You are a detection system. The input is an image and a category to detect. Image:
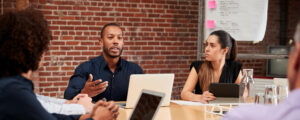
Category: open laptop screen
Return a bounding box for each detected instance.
[130,91,163,120]
[125,74,174,108]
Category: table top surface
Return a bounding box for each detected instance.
[117,97,253,120]
[117,103,221,120]
[116,98,254,120]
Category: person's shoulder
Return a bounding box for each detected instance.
[232,60,242,66]
[84,56,103,64]
[189,60,204,73]
[89,55,103,62]
[0,76,31,93]
[226,60,242,68]
[223,104,271,120]
[191,60,204,64]
[122,59,141,68]
[191,60,204,67]
[0,76,23,87]
[120,59,143,73]
[77,56,102,68]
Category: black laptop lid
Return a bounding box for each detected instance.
[130,89,164,120]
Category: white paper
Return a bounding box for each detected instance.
[171,100,204,106]
[204,0,268,42]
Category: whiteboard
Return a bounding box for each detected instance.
[204,0,268,42]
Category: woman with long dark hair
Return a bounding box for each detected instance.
[181,30,242,103]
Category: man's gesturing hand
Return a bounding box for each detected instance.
[81,74,108,97]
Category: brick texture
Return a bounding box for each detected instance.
[1,0,299,99]
[1,0,198,99]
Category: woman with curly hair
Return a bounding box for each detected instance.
[0,8,118,120]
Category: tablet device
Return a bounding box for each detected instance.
[209,83,239,98]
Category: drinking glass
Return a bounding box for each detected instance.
[277,85,289,102]
[254,92,264,104]
[264,85,279,105]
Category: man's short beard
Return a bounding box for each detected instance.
[103,46,123,58]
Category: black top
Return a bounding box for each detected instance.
[64,55,143,101]
[0,75,82,120]
[190,60,242,94]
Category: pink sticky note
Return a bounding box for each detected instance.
[207,20,215,29]
[208,0,216,9]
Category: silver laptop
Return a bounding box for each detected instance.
[125,74,174,108]
[129,89,165,120]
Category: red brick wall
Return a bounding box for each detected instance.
[1,0,198,99]
[1,0,299,99]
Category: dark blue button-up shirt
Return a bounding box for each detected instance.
[0,75,81,120]
[64,55,143,101]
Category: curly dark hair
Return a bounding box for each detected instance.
[0,8,51,77]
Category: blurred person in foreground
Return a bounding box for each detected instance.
[0,8,118,120]
[223,21,300,120]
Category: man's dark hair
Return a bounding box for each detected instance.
[100,23,121,39]
[0,8,51,77]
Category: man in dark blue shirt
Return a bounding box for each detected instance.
[64,23,143,102]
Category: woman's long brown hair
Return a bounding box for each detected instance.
[198,30,237,92]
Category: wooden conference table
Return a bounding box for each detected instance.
[117,102,220,120]
[117,98,254,120]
